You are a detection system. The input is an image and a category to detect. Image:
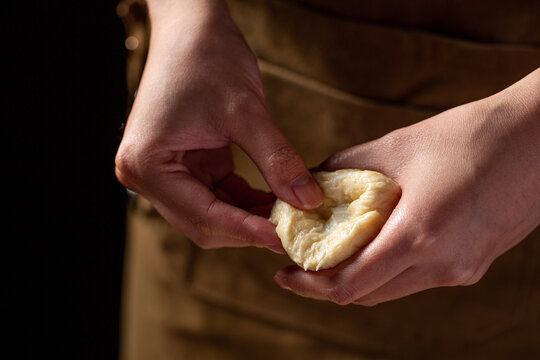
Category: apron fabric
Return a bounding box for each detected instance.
[117,0,540,359]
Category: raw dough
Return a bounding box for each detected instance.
[270,169,400,270]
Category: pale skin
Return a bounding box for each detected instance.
[275,69,540,305]
[115,0,540,306]
[115,0,323,253]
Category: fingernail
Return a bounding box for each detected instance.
[291,174,324,209]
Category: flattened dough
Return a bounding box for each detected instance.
[270,169,401,271]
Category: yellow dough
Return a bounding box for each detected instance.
[270,169,401,271]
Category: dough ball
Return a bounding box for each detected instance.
[270,169,400,271]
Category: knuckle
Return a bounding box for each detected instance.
[327,285,355,306]
[408,217,446,254]
[407,226,432,253]
[115,144,140,188]
[225,88,266,124]
[115,140,166,189]
[439,260,479,286]
[460,264,486,286]
[185,218,215,249]
[461,273,483,286]
[267,145,299,167]
[186,214,212,241]
[406,215,487,288]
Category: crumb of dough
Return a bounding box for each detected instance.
[270,169,400,271]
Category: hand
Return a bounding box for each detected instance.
[115,0,323,252]
[274,68,540,305]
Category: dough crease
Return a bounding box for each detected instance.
[270,169,401,270]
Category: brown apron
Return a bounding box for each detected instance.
[117,1,540,359]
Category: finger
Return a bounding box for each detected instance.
[214,188,234,204]
[145,169,284,253]
[352,266,433,306]
[182,147,234,188]
[234,114,323,210]
[273,207,413,305]
[351,254,495,306]
[215,173,276,210]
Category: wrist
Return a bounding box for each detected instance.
[488,68,540,128]
[146,0,229,31]
[462,68,540,191]
[145,0,237,56]
[475,68,540,231]
[473,68,540,146]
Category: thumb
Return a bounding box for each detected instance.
[319,133,404,180]
[235,120,323,210]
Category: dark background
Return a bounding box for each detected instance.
[8,1,128,358]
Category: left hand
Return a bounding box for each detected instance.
[115,0,323,252]
[273,68,540,306]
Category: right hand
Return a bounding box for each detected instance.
[274,68,540,305]
[115,0,323,252]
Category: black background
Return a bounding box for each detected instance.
[8,1,128,358]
